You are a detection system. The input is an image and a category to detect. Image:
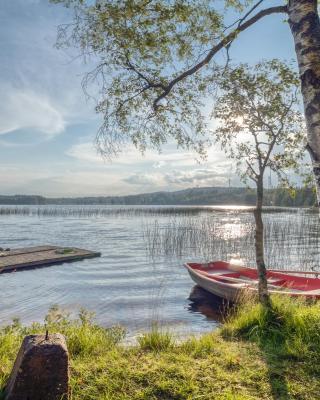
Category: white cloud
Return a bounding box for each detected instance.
[63,141,236,194]
[123,167,231,190]
[164,168,228,186]
[66,142,103,164]
[0,89,66,138]
[153,160,167,169]
[0,1,97,142]
[0,165,132,197]
[123,173,162,186]
[66,141,201,168]
[0,165,50,187]
[0,159,237,196]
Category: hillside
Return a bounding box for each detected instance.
[0,186,316,207]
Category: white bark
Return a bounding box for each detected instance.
[254,178,270,307]
[288,0,320,205]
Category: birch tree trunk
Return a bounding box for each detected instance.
[254,178,270,307]
[288,0,320,205]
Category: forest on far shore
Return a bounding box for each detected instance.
[0,186,315,207]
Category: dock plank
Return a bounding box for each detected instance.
[0,246,101,273]
[0,246,58,257]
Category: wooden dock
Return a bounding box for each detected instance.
[0,245,101,273]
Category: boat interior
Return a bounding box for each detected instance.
[187,261,320,293]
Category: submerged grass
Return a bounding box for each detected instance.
[1,298,320,399]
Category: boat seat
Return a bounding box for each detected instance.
[201,273,253,286]
[202,272,287,287]
[201,271,240,279]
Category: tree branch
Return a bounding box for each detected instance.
[246,160,259,181]
[151,5,288,110]
[124,54,166,91]
[236,0,265,28]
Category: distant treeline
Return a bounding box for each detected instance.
[0,187,316,207]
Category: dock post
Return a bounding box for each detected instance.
[5,333,69,400]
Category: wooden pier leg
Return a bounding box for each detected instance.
[5,333,69,400]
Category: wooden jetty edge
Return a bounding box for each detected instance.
[0,245,101,273]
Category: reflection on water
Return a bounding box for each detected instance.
[0,205,318,338]
[188,286,228,323]
[217,219,250,240]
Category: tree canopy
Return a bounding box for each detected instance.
[213,60,306,187]
[212,59,306,305]
[51,0,287,157]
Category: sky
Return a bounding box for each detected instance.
[0,0,297,197]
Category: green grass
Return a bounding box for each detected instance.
[223,295,320,358]
[1,298,320,399]
[137,322,174,352]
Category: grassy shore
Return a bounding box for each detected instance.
[1,297,320,400]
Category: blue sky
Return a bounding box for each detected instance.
[0,0,296,197]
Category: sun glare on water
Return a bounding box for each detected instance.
[218,222,245,240]
[210,205,253,211]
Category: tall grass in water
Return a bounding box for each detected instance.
[0,205,247,218]
[143,213,253,259]
[143,212,320,271]
[0,205,303,218]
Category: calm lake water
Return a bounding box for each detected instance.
[0,205,319,338]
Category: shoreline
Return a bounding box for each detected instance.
[1,296,319,399]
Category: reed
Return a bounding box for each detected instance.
[0,205,218,217]
[143,212,320,271]
[0,205,305,218]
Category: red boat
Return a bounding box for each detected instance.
[185,261,320,301]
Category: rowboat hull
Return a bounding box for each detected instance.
[185,261,320,301]
[187,266,242,302]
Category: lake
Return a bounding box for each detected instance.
[0,205,319,339]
